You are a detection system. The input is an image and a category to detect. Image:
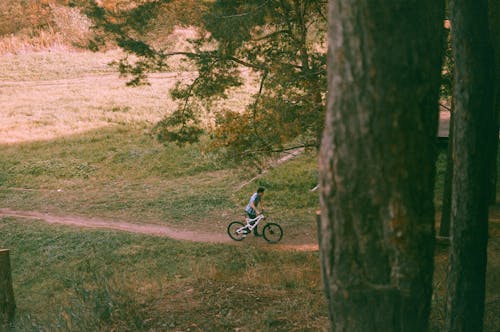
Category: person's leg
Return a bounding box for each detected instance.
[243,212,254,234]
[247,212,256,223]
[248,213,261,236]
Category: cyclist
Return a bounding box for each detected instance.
[245,187,265,236]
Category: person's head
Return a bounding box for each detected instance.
[257,187,265,196]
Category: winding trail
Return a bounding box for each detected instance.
[0,208,319,251]
[0,208,229,243]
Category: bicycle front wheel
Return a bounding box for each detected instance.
[262,223,283,243]
[227,221,247,241]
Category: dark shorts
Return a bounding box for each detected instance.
[246,212,259,235]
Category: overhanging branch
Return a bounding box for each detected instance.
[440,103,452,111]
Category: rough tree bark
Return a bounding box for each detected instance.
[445,0,495,331]
[0,249,15,325]
[487,0,499,205]
[319,1,443,331]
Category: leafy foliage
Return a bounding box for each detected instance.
[84,0,327,157]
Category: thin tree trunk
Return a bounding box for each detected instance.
[0,249,15,326]
[445,0,495,331]
[319,1,443,331]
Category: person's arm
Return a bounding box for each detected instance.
[250,201,260,215]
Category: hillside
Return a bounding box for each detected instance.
[0,0,207,54]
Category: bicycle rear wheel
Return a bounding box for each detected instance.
[262,223,283,243]
[227,221,248,241]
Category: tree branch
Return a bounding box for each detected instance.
[253,29,292,42]
[156,51,303,71]
[241,143,317,157]
[251,70,269,145]
[212,2,269,19]
[440,103,452,111]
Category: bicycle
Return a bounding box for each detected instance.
[227,213,283,243]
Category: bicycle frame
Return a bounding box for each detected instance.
[240,214,266,233]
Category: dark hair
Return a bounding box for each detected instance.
[257,187,265,193]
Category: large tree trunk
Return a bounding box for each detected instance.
[319,1,443,331]
[445,0,495,331]
[0,249,15,326]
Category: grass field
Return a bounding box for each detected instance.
[0,124,320,240]
[0,50,499,331]
[0,220,328,331]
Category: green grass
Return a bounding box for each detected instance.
[434,146,448,209]
[0,219,327,331]
[2,116,499,331]
[1,49,499,331]
[2,128,499,331]
[0,125,319,240]
[2,214,498,331]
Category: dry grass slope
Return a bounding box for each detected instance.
[0,1,92,54]
[0,47,255,144]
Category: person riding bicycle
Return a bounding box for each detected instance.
[245,187,265,236]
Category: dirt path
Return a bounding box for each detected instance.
[0,208,319,251]
[0,208,229,243]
